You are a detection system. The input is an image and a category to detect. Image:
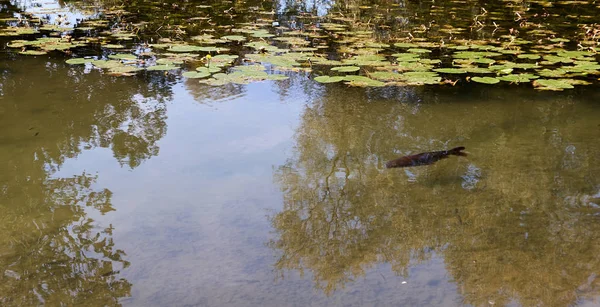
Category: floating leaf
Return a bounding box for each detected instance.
[331,66,360,72]
[517,54,541,60]
[369,71,405,81]
[394,42,419,48]
[169,45,203,52]
[103,44,126,49]
[147,65,180,71]
[471,76,500,84]
[434,68,467,74]
[65,58,93,65]
[533,79,574,90]
[91,60,124,69]
[537,68,567,77]
[19,50,47,55]
[418,59,442,64]
[401,71,441,85]
[196,66,222,73]
[498,74,538,83]
[453,51,502,59]
[408,48,432,54]
[182,71,211,78]
[343,75,386,87]
[463,67,494,74]
[314,76,345,83]
[222,35,246,42]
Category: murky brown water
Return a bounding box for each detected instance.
[2,57,600,306]
[2,0,600,306]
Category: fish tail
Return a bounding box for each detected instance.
[449,146,467,157]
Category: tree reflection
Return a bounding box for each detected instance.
[270,86,600,305]
[0,58,171,304]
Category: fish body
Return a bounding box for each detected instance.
[385,146,467,168]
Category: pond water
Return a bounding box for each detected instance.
[2,0,600,306]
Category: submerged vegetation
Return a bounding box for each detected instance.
[1,0,600,90]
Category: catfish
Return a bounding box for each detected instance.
[385,146,467,168]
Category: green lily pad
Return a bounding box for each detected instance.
[401,71,441,85]
[562,79,591,85]
[533,79,574,91]
[7,40,28,48]
[91,60,124,69]
[472,58,496,64]
[394,42,419,48]
[498,74,538,83]
[369,71,405,81]
[147,65,180,71]
[418,59,442,64]
[434,68,468,74]
[395,61,433,72]
[108,66,143,75]
[19,50,47,55]
[463,67,494,74]
[182,71,211,78]
[169,45,203,52]
[314,76,345,83]
[471,76,500,84]
[222,35,246,42]
[407,48,432,54]
[343,76,386,87]
[156,58,184,65]
[66,58,93,65]
[517,54,541,60]
[196,66,222,73]
[537,68,567,77]
[543,55,573,64]
[331,66,360,72]
[251,30,275,38]
[393,53,420,62]
[556,50,594,59]
[103,44,126,49]
[453,51,502,59]
[0,27,38,36]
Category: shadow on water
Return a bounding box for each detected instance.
[270,85,600,306]
[0,57,172,305]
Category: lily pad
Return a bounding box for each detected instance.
[196,66,222,73]
[517,54,541,60]
[434,68,468,74]
[401,71,441,85]
[343,76,386,87]
[182,71,211,78]
[168,45,203,52]
[147,65,180,71]
[222,35,246,42]
[314,76,345,83]
[471,76,500,84]
[394,42,419,48]
[537,68,568,78]
[19,50,47,55]
[331,66,360,72]
[369,71,405,82]
[533,79,574,91]
[498,74,538,83]
[407,48,432,54]
[65,58,93,65]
